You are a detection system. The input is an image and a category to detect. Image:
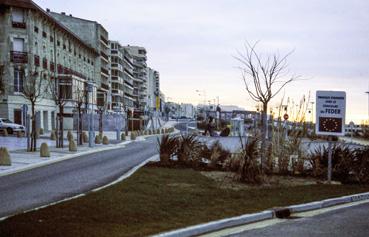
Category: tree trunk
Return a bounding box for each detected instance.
[30,102,36,152]
[78,106,83,145]
[59,105,64,148]
[260,102,268,172]
[99,110,103,135]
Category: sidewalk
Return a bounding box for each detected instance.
[0,135,146,178]
[0,121,177,177]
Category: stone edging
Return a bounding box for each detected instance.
[154,192,369,237]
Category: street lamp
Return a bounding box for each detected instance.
[366,91,369,124]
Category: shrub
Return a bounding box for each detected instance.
[309,144,356,183]
[69,139,77,152]
[40,143,50,157]
[121,133,126,141]
[95,135,101,144]
[130,131,137,140]
[237,138,263,184]
[82,132,88,143]
[102,136,109,145]
[0,147,11,166]
[352,146,369,184]
[157,134,178,165]
[67,130,73,141]
[206,141,230,168]
[177,134,202,165]
[50,130,56,140]
[39,128,44,135]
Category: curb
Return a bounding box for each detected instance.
[154,192,369,237]
[155,211,273,237]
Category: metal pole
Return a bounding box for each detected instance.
[327,136,333,184]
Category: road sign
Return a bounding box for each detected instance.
[283,113,289,120]
[316,90,346,136]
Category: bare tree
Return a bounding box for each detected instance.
[236,42,298,171]
[74,85,87,145]
[22,68,46,151]
[47,75,71,148]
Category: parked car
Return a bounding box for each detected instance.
[0,118,25,134]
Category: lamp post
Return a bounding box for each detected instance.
[366,91,369,124]
[87,82,94,148]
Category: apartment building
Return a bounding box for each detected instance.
[110,41,135,111]
[123,46,147,111]
[0,0,98,131]
[146,68,160,111]
[48,11,111,110]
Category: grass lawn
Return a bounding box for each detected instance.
[0,166,368,237]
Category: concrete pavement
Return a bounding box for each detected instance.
[0,136,158,219]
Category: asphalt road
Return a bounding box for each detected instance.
[228,202,369,237]
[0,137,157,219]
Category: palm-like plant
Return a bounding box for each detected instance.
[177,134,202,165]
[157,135,178,165]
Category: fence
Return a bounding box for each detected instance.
[73,113,126,131]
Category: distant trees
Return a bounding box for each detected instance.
[236,42,298,171]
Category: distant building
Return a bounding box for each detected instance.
[0,0,98,130]
[180,104,195,118]
[146,67,160,112]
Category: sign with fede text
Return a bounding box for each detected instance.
[316,91,346,136]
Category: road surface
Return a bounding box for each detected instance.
[218,202,369,237]
[0,137,157,219]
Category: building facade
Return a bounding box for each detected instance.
[110,41,135,112]
[123,46,147,112]
[146,67,160,112]
[48,11,111,111]
[0,0,98,131]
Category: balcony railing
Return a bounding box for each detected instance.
[10,51,28,63]
[100,67,109,76]
[100,35,109,46]
[101,82,109,91]
[100,51,109,62]
[12,21,26,29]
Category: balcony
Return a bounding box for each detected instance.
[100,82,109,91]
[100,51,109,62]
[12,21,26,29]
[100,35,109,46]
[100,67,109,76]
[10,51,28,63]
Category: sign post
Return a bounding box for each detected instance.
[316,91,346,184]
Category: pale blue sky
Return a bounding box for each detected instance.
[35,0,369,123]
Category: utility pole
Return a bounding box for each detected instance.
[366,91,369,125]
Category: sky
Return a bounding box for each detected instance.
[34,0,369,123]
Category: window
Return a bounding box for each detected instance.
[14,68,24,92]
[13,38,24,52]
[34,55,40,67]
[50,36,54,42]
[42,31,47,38]
[34,26,39,33]
[57,40,60,46]
[63,44,66,50]
[42,58,48,69]
[12,8,24,23]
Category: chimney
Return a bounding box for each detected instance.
[61,12,65,15]
[46,8,50,12]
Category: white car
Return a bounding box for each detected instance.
[0,118,25,134]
